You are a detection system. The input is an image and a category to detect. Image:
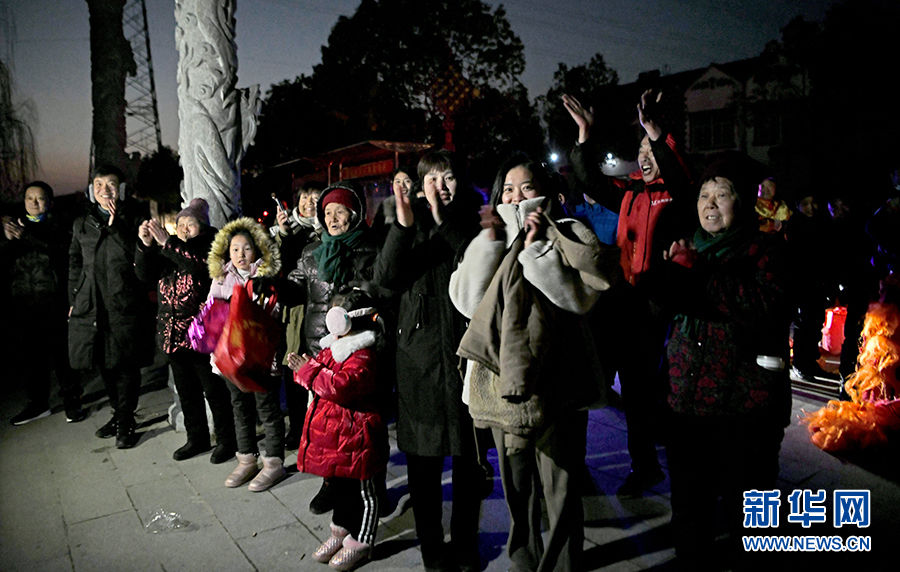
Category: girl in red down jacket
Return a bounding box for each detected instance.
[287,290,386,571]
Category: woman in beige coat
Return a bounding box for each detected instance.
[450,153,618,571]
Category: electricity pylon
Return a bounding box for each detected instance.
[123,0,161,158]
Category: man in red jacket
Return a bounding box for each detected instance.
[565,90,694,496]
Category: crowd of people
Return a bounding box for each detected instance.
[3,89,900,572]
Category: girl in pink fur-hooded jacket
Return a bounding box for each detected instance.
[206,217,286,493]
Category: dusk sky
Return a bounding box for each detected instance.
[5,0,836,195]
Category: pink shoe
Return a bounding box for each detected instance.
[328,536,371,571]
[313,524,349,563]
[224,452,259,488]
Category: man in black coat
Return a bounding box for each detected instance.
[68,165,147,448]
[3,181,85,425]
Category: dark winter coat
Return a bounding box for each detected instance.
[271,215,320,365]
[1,213,70,310]
[295,330,387,480]
[784,213,829,287]
[270,211,320,272]
[287,239,377,355]
[134,227,215,354]
[285,184,376,355]
[68,202,148,370]
[649,231,792,423]
[373,197,480,456]
[1,213,72,362]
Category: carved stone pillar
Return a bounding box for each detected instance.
[174,0,258,227]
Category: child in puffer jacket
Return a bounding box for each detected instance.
[206,217,285,492]
[287,289,387,571]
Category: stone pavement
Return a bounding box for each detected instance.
[1,371,898,571]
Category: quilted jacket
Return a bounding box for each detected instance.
[294,330,387,480]
[135,226,215,354]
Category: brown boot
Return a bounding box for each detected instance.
[247,454,285,492]
[224,452,259,488]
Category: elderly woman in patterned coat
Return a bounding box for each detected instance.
[646,156,791,569]
[135,198,236,464]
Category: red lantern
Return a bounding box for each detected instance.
[821,306,847,354]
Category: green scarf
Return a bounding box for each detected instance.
[313,229,365,288]
[677,224,754,337]
[692,224,752,262]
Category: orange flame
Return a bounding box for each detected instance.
[803,302,900,451]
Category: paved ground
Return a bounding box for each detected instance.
[1,367,897,571]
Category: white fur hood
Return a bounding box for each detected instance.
[318,330,377,363]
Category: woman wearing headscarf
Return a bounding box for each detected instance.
[283,184,377,363]
[275,183,378,514]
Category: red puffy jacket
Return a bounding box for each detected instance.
[294,338,387,480]
[614,133,692,286]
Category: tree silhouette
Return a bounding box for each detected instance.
[133,145,182,209]
[246,0,534,174]
[0,59,37,203]
[756,1,900,200]
[86,0,135,173]
[455,82,545,186]
[536,53,620,158]
[815,0,900,191]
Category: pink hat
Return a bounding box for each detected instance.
[177,198,210,226]
[325,306,353,337]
